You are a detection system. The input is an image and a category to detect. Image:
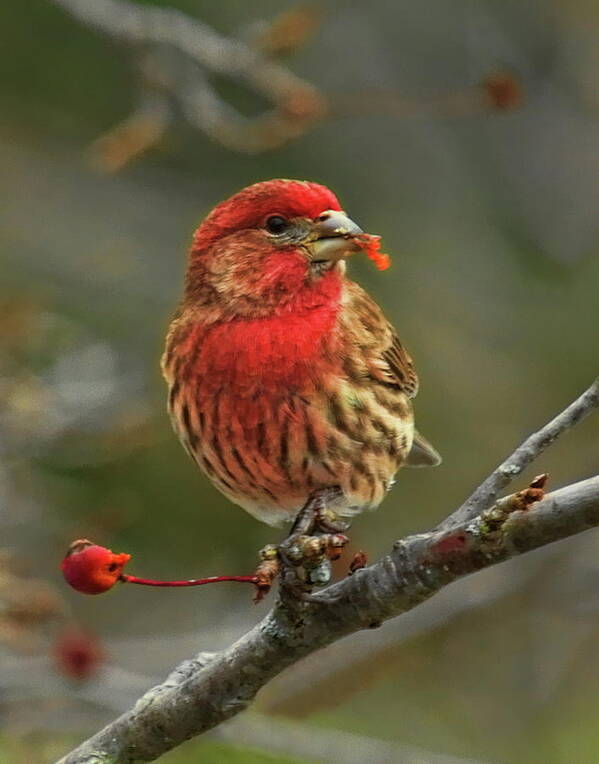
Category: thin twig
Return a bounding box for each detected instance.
[440,377,599,531]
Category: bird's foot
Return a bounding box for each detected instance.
[314,507,350,534]
[253,489,352,601]
[253,531,349,601]
[288,487,346,535]
[289,486,347,537]
[282,531,349,583]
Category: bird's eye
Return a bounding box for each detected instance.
[265,215,288,235]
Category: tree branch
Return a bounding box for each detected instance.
[58,380,599,763]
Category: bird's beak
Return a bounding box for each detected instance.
[305,210,363,263]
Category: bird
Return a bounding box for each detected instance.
[162,179,440,531]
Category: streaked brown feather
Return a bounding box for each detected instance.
[381,331,419,397]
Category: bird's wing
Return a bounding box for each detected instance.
[344,281,420,397]
[363,323,420,398]
[378,329,420,398]
[343,281,441,465]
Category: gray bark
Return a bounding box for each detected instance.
[58,379,599,763]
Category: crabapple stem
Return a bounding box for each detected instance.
[119,574,258,587]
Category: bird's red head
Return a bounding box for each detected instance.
[184,179,365,318]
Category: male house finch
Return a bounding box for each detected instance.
[162,180,440,529]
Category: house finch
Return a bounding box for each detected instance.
[162,180,440,529]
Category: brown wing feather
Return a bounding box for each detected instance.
[380,330,419,397]
[362,323,419,398]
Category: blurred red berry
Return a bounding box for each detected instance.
[60,539,130,594]
[54,625,104,680]
[484,72,523,110]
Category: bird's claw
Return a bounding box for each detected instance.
[280,532,348,586]
[253,490,351,601]
[314,508,350,534]
[254,531,349,601]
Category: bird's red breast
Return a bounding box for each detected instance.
[184,270,343,396]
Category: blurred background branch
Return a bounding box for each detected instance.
[50,0,521,165]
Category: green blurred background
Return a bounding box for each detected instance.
[1,1,599,762]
